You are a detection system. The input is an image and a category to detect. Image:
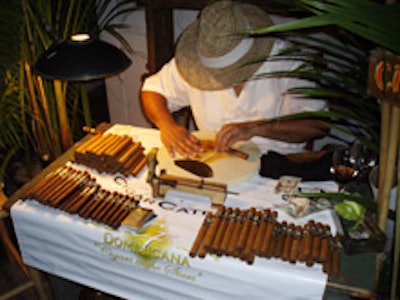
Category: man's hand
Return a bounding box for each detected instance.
[216,117,329,151]
[160,124,203,158]
[215,122,253,152]
[141,91,204,158]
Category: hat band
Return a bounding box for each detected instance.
[197,36,254,69]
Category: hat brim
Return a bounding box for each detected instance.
[175,3,274,91]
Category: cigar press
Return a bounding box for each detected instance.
[146,148,227,206]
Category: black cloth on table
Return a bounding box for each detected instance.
[259,151,334,181]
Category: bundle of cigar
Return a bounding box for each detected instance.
[73,133,147,176]
[189,206,342,277]
[22,165,147,229]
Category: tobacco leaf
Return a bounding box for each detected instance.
[174,159,213,178]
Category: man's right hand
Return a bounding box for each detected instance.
[160,124,203,158]
[141,91,203,157]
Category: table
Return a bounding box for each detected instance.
[8,123,373,299]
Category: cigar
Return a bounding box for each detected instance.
[103,136,133,173]
[79,189,108,218]
[113,145,143,174]
[226,148,249,160]
[123,146,144,165]
[85,133,105,150]
[220,208,240,254]
[260,210,278,257]
[60,182,97,213]
[289,225,302,264]
[59,182,89,211]
[23,166,67,199]
[305,221,317,267]
[210,207,232,255]
[74,134,102,162]
[243,210,262,264]
[32,166,72,202]
[77,136,102,166]
[125,154,147,176]
[196,216,216,258]
[104,135,132,160]
[82,126,100,134]
[203,206,225,253]
[311,222,324,263]
[282,223,295,261]
[237,208,256,252]
[253,209,270,254]
[86,134,113,157]
[115,142,142,169]
[39,168,79,204]
[93,192,121,222]
[75,132,95,152]
[106,196,132,227]
[101,194,130,224]
[110,201,135,229]
[319,225,331,263]
[227,210,247,256]
[190,212,213,257]
[89,135,119,170]
[90,191,116,220]
[75,132,147,176]
[132,155,148,175]
[299,220,313,262]
[51,172,90,207]
[267,222,281,259]
[273,221,287,258]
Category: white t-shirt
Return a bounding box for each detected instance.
[142,40,326,154]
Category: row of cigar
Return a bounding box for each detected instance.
[189,206,342,277]
[22,165,140,229]
[73,132,147,176]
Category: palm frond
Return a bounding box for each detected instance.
[249,0,400,54]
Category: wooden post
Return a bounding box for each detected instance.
[368,49,400,300]
[54,79,72,151]
[393,144,400,299]
[378,106,399,231]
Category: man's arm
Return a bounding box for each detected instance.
[215,118,329,152]
[141,91,202,157]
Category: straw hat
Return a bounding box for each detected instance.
[175,0,274,90]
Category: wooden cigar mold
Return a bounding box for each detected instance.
[147,148,227,207]
[21,165,153,229]
[73,132,147,176]
[190,206,342,277]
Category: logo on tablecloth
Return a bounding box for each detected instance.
[95,219,202,282]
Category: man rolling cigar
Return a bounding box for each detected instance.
[141,0,328,158]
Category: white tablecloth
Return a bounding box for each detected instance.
[11,124,338,300]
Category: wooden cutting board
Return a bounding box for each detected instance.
[157,131,261,187]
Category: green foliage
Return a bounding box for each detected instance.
[253,0,400,54]
[254,31,380,152]
[248,0,399,154]
[335,200,366,230]
[0,0,138,181]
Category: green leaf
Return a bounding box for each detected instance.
[334,200,366,221]
[297,191,376,212]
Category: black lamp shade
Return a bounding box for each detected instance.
[33,38,132,81]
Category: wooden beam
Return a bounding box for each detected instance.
[145,6,174,74]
